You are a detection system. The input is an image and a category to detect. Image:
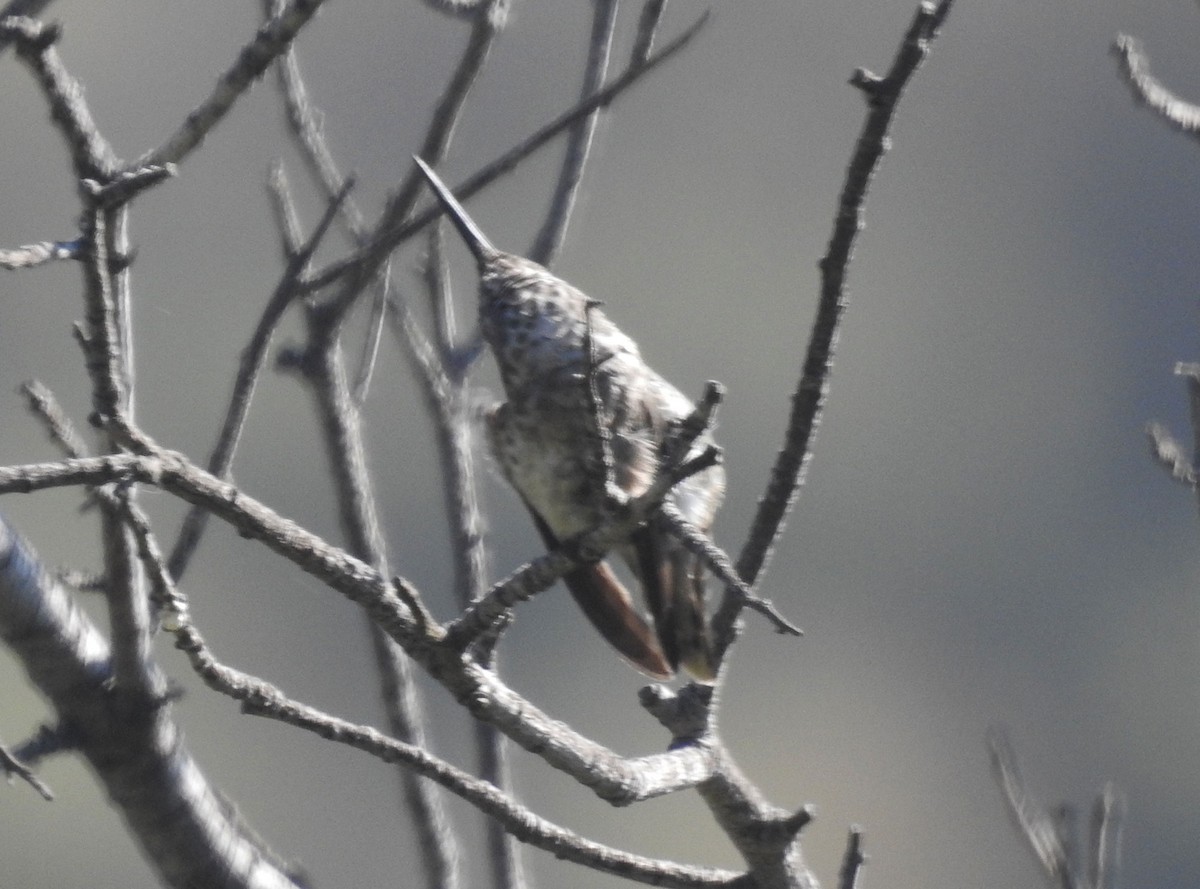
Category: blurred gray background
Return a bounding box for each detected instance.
[2,1,1199,887]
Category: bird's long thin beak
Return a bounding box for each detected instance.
[413,157,498,268]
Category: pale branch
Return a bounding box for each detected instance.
[422,0,511,29]
[0,517,304,889]
[657,500,801,639]
[528,0,617,267]
[1088,785,1123,889]
[0,738,54,800]
[20,381,89,459]
[88,163,177,208]
[631,0,669,67]
[0,16,117,177]
[136,0,326,169]
[75,199,157,698]
[836,828,865,889]
[696,753,819,889]
[303,10,712,295]
[1146,422,1195,486]
[166,177,354,581]
[718,0,955,657]
[265,161,305,260]
[172,621,744,889]
[1112,35,1200,138]
[270,0,365,233]
[0,450,722,801]
[0,238,82,270]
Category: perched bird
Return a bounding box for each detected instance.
[414,158,724,680]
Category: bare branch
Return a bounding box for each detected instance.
[0,16,117,177]
[303,11,712,295]
[174,621,743,889]
[658,500,802,638]
[719,0,955,655]
[631,0,669,66]
[138,0,327,169]
[1112,35,1200,138]
[0,238,82,270]
[0,517,304,888]
[528,0,617,266]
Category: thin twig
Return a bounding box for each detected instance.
[0,740,54,800]
[528,0,618,266]
[631,0,668,66]
[138,0,327,168]
[20,381,89,459]
[658,501,801,638]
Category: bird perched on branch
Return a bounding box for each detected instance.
[414,157,724,681]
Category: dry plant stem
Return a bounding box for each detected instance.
[0,521,303,889]
[0,450,724,801]
[528,0,617,266]
[173,622,745,889]
[657,500,801,638]
[303,11,710,295]
[1112,35,1200,136]
[715,0,955,658]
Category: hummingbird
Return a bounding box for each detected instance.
[414,157,724,681]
